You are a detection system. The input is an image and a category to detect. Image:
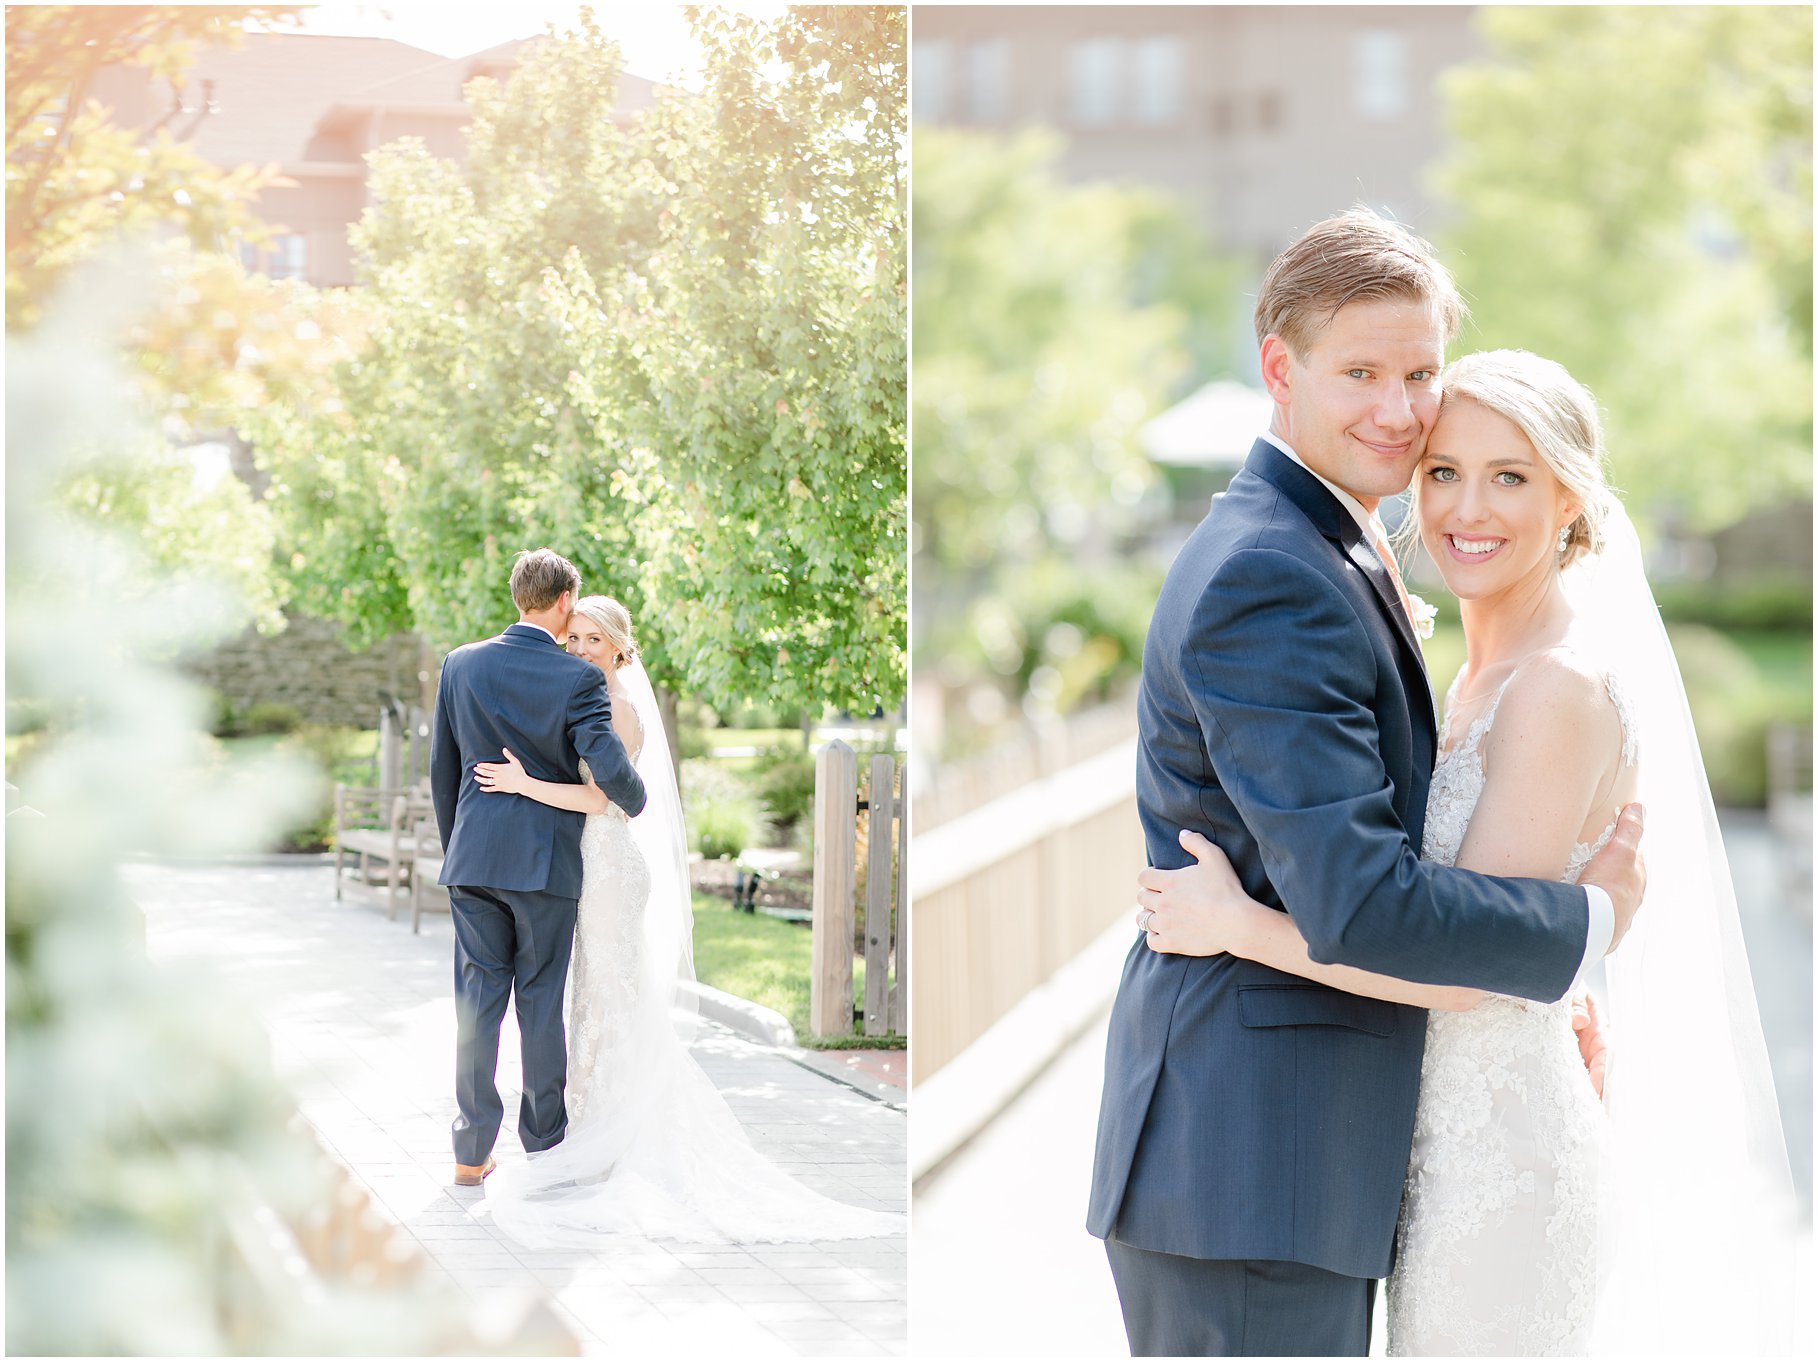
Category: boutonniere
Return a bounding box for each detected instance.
[1406,593,1437,642]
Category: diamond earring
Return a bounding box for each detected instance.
[1556,524,1570,553]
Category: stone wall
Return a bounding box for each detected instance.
[182,613,426,730]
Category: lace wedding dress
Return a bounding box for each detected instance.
[1385,658,1634,1355]
[487,664,902,1246]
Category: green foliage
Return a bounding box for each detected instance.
[962,556,1165,716]
[681,757,764,859]
[1437,6,1812,532]
[54,423,286,637]
[1668,623,1802,808]
[240,702,301,736]
[265,724,377,852]
[694,800,762,861]
[9,12,370,646]
[912,127,1189,584]
[4,6,305,330]
[132,242,374,451]
[754,749,817,833]
[912,128,1231,755]
[262,8,906,712]
[1652,575,1813,632]
[7,282,449,1354]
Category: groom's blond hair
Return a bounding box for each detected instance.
[510,548,580,613]
[1255,208,1465,357]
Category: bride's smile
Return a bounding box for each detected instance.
[1418,395,1578,604]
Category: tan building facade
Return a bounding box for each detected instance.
[91,33,658,287]
[912,5,1482,256]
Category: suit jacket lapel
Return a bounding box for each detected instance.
[1244,439,1437,738]
[1344,536,1427,666]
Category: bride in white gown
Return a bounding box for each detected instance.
[470,595,901,1246]
[1137,350,1795,1354]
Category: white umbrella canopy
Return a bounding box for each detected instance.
[1140,379,1274,469]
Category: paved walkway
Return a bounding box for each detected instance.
[127,861,906,1357]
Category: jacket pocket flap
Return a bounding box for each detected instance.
[1237,984,1398,1036]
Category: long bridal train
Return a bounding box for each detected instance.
[485,659,901,1246]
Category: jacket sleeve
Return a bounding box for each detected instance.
[429,657,460,845]
[566,666,648,817]
[1184,546,1586,1001]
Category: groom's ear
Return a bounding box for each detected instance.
[1259,334,1295,404]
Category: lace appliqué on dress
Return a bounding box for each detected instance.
[1386,664,1635,1356]
[565,805,648,1129]
[493,748,901,1247]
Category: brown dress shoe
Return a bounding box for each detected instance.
[453,1154,497,1187]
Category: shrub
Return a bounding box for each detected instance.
[264,725,378,851]
[242,702,303,736]
[694,800,761,860]
[682,758,764,859]
[1654,576,1812,632]
[723,698,787,730]
[755,750,817,833]
[1668,624,1809,809]
[207,690,241,738]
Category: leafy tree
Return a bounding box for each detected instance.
[261,8,906,717]
[5,5,303,329]
[912,128,1216,748]
[1436,5,1812,532]
[7,7,355,639]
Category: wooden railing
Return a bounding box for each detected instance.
[908,697,1145,1084]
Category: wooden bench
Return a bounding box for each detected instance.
[408,809,449,934]
[333,785,437,920]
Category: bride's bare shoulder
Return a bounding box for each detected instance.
[1489,646,1623,756]
[609,678,645,757]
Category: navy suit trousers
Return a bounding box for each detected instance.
[1105,1240,1374,1357]
[449,883,579,1165]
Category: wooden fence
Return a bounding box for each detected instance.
[810,741,906,1038]
[909,697,1146,1084]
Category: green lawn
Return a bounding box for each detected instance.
[1729,630,1814,705]
[689,892,902,1050]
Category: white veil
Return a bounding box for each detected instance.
[620,659,701,1051]
[486,660,901,1246]
[1564,507,1801,1353]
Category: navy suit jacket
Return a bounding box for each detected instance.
[430,623,647,898]
[1087,439,1589,1279]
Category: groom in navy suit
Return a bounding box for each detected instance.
[430,548,647,1185]
[1087,211,1647,1355]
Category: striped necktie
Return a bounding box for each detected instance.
[1369,523,1417,634]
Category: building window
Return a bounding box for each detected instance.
[964,38,1009,124]
[913,39,951,123]
[271,233,308,281]
[1132,37,1183,127]
[1354,30,1408,120]
[1068,38,1122,128]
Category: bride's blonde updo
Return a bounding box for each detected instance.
[572,594,637,670]
[1433,349,1615,569]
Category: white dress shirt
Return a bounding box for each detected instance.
[1254,430,1612,990]
[516,621,561,644]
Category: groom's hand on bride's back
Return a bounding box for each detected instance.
[1582,803,1646,951]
